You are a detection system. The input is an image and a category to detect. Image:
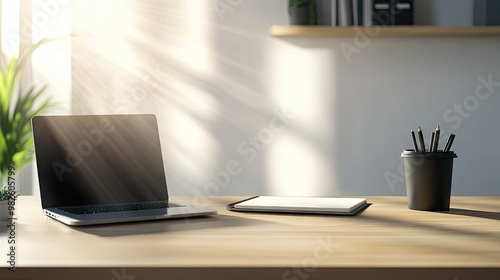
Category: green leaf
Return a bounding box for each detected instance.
[0,39,52,176]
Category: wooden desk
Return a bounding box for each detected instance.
[1,196,499,279]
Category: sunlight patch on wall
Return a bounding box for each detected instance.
[147,1,218,194]
[265,40,340,196]
[166,0,215,76]
[167,106,218,182]
[72,0,141,78]
[161,77,220,185]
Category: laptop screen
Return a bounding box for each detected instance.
[32,114,169,209]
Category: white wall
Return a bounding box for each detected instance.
[71,0,500,197]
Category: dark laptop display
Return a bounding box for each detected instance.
[32,114,168,209]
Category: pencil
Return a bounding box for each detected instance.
[417,127,426,153]
[411,130,419,152]
[429,132,435,153]
[443,134,455,152]
[432,126,440,152]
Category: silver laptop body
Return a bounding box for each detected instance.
[32,114,216,226]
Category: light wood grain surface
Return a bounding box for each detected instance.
[270,25,500,37]
[1,196,499,279]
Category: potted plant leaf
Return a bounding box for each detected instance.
[0,186,17,220]
[289,0,316,25]
[0,40,52,193]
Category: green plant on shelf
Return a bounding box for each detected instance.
[289,0,316,25]
[289,0,315,8]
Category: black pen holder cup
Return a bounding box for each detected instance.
[401,150,457,211]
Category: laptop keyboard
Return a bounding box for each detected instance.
[59,202,182,215]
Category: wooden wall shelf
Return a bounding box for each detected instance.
[271,25,500,37]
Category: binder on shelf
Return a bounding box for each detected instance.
[317,0,334,25]
[338,0,349,26]
[364,0,372,26]
[394,0,413,25]
[326,0,414,27]
[352,0,359,26]
[316,0,400,26]
[339,0,360,26]
[366,0,413,26]
[372,0,393,26]
[356,0,364,26]
[474,0,500,26]
[331,0,337,26]
[346,0,353,25]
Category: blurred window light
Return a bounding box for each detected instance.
[1,0,20,57]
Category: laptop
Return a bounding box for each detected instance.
[31,114,217,226]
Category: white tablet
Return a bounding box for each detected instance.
[227,196,369,215]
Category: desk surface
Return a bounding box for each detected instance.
[1,196,500,279]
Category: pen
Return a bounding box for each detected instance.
[432,125,440,152]
[417,127,426,153]
[443,134,455,152]
[411,130,419,152]
[429,132,435,153]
